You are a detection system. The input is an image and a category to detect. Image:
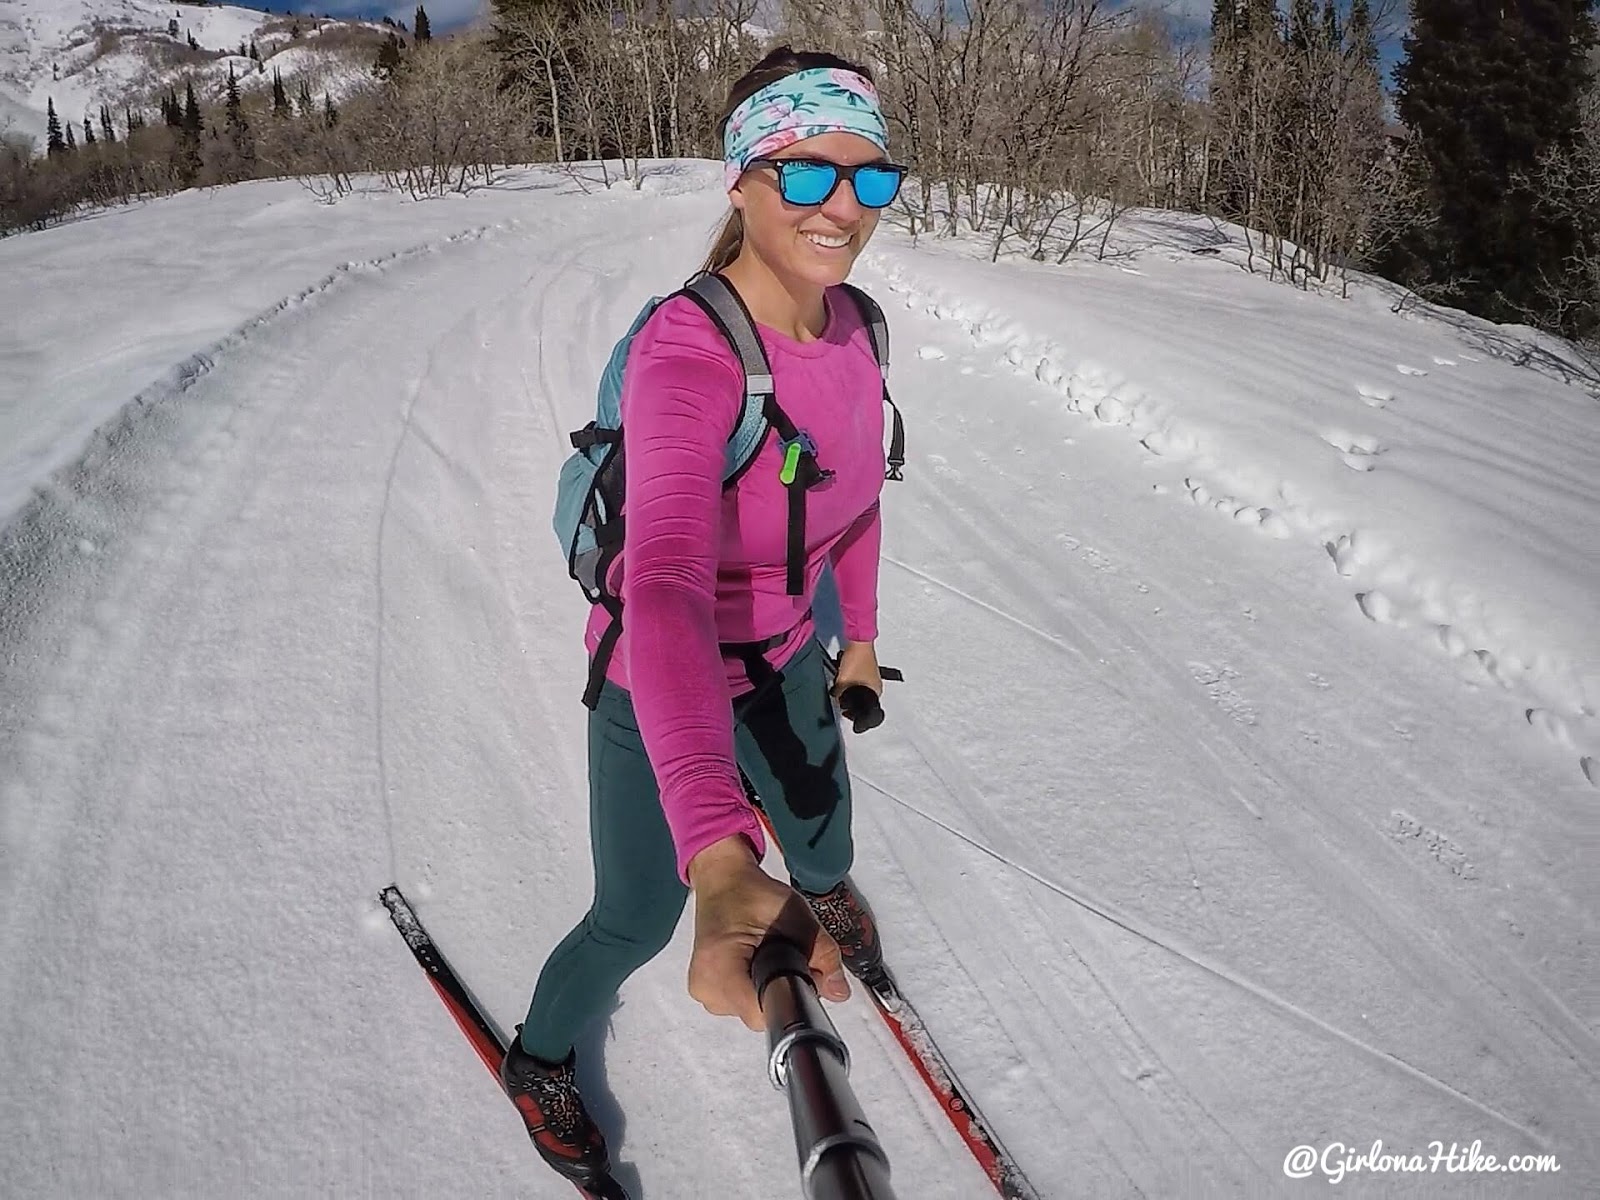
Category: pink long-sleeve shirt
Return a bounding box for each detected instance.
[583,285,886,882]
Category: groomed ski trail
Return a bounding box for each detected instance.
[1,169,1594,1198]
[0,180,990,1199]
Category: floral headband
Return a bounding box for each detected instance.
[722,67,889,191]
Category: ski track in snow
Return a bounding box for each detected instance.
[870,440,1597,1148]
[1,167,1597,1197]
[848,244,1599,1191]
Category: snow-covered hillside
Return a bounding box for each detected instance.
[0,164,1596,1197]
[0,0,382,149]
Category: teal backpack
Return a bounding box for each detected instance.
[552,271,905,708]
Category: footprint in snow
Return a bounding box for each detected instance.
[1524,709,1574,748]
[1356,384,1394,408]
[1356,590,1404,625]
[1462,648,1517,689]
[918,345,948,361]
[1320,429,1385,471]
[1179,479,1291,538]
[1397,364,1430,377]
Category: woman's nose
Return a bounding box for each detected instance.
[821,174,865,224]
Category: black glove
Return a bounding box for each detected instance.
[837,684,885,734]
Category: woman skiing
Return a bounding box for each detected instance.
[504,46,905,1190]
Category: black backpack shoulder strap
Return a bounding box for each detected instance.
[836,281,905,482]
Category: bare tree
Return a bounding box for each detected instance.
[493,2,575,162]
[366,36,522,197]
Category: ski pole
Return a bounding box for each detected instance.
[753,937,898,1200]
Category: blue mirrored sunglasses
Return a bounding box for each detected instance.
[747,157,906,209]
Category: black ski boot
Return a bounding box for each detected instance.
[796,874,886,986]
[500,1028,611,1189]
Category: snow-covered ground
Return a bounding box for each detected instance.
[1,163,1596,1198]
[0,0,377,147]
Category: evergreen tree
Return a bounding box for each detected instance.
[414,3,431,41]
[168,17,179,37]
[492,0,597,156]
[272,68,290,117]
[1241,0,1276,40]
[65,122,76,152]
[249,39,260,62]
[46,98,66,157]
[1211,0,1238,50]
[180,80,204,182]
[183,81,202,136]
[84,116,95,145]
[1288,0,1318,54]
[323,92,338,128]
[297,77,314,118]
[101,105,116,144]
[374,32,404,79]
[187,30,198,50]
[1208,0,1242,210]
[225,63,254,172]
[1347,0,1378,70]
[1393,0,1598,329]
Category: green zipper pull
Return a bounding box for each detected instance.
[780,441,802,486]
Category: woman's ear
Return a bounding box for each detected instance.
[728,182,748,213]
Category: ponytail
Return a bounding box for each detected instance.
[700,209,745,275]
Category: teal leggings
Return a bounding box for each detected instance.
[519,638,854,1061]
